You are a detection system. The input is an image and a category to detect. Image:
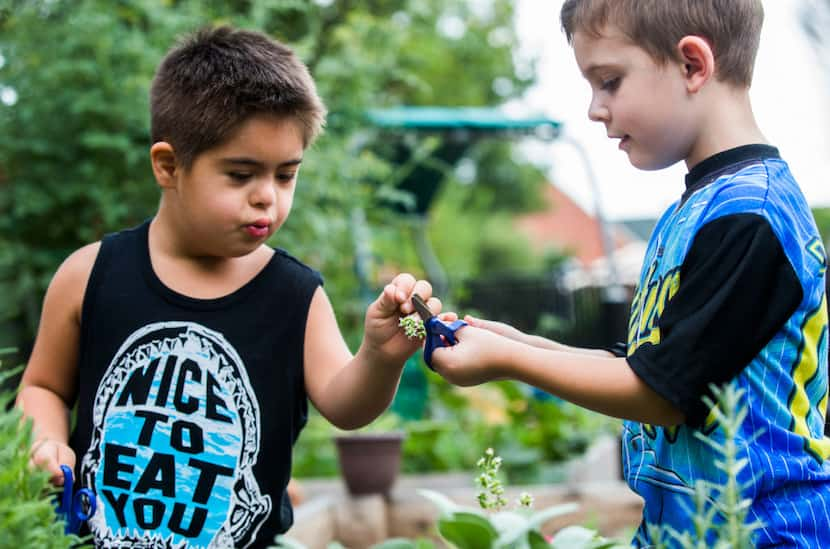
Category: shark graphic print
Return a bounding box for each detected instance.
[81,321,270,548]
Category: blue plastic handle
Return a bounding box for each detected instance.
[423,317,468,369]
[56,464,97,535]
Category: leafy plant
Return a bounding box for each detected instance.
[417,447,627,549]
[285,383,765,549]
[275,536,436,549]
[646,383,763,548]
[0,354,88,548]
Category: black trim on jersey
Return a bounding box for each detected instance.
[626,214,802,427]
[682,144,780,206]
[607,342,628,358]
[606,144,782,359]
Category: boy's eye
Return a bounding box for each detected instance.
[228,172,253,182]
[600,77,621,92]
[277,172,297,183]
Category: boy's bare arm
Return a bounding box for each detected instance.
[465,315,616,357]
[431,326,684,426]
[303,275,435,430]
[16,242,99,483]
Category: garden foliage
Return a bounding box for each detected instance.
[0,0,545,359]
[279,383,764,549]
[0,357,88,548]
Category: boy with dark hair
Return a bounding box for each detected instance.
[430,1,830,546]
[17,26,439,548]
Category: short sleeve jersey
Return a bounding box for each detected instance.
[621,145,830,547]
[69,221,322,548]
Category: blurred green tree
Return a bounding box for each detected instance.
[0,0,545,358]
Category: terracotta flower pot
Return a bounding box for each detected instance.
[334,431,405,496]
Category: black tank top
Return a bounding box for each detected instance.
[69,220,321,548]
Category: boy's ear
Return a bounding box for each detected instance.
[150,142,180,189]
[677,35,715,94]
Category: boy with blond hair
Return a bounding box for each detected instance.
[431,1,830,546]
[17,26,439,548]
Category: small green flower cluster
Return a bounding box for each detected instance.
[399,315,426,340]
[476,447,507,511]
[475,448,535,512]
[517,492,534,508]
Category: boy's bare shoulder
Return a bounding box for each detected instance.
[49,241,101,299]
[59,241,101,278]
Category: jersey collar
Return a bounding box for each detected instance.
[682,144,780,204]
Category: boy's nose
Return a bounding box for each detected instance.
[251,180,277,207]
[587,97,609,123]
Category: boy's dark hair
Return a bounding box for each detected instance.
[560,0,764,87]
[150,26,326,169]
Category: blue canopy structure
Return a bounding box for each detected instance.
[355,106,567,300]
[366,106,562,138]
[358,106,626,380]
[365,106,563,216]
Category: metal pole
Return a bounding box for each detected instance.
[558,134,625,299]
[559,134,628,346]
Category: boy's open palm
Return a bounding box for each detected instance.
[363,273,440,364]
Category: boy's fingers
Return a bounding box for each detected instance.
[425,296,442,316]
[375,274,416,314]
[31,440,75,486]
[439,310,458,322]
[58,446,76,472]
[465,316,499,331]
[400,278,432,315]
[411,279,433,300]
[50,466,66,486]
[31,452,63,486]
[375,284,401,314]
[389,273,416,297]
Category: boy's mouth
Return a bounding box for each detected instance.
[618,135,630,150]
[244,220,271,238]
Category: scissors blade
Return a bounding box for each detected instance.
[411,293,435,322]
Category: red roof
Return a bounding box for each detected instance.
[514,184,632,267]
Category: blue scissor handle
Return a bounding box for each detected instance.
[423,317,468,369]
[56,464,97,535]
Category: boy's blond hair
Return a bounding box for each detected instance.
[560,0,764,87]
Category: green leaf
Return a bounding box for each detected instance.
[491,510,531,545]
[416,488,486,516]
[438,512,499,549]
[528,530,552,549]
[549,526,597,549]
[495,503,578,547]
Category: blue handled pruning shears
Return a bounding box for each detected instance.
[55,464,97,535]
[411,293,467,369]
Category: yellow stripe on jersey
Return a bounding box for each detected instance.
[789,295,830,461]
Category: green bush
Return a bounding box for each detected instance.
[0,0,545,359]
[292,376,612,480]
[0,363,88,548]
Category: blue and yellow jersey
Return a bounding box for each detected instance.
[623,145,830,547]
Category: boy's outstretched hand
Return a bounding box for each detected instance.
[363,273,441,364]
[429,322,516,387]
